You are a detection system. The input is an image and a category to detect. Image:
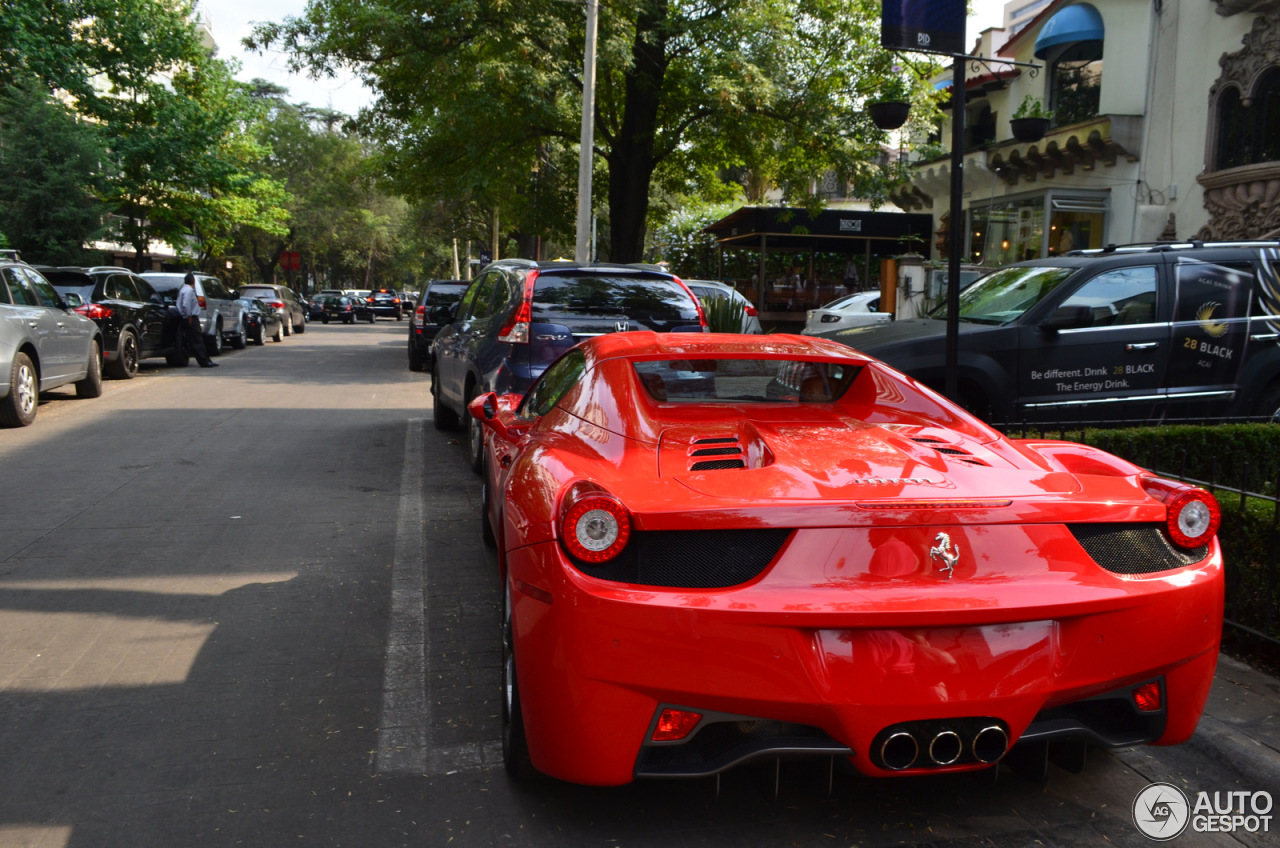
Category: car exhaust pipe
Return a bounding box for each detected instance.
[928,730,963,766]
[972,724,1010,764]
[880,731,919,770]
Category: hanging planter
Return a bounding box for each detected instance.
[868,101,911,131]
[1010,116,1050,142]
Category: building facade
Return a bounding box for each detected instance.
[891,0,1280,266]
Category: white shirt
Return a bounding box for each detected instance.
[177,283,201,319]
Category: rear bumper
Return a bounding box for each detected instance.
[507,534,1223,786]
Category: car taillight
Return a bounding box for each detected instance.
[267,300,284,309]
[671,275,709,332]
[1141,477,1221,548]
[413,305,426,326]
[560,492,630,562]
[744,303,758,317]
[1133,681,1162,712]
[497,269,539,344]
[74,304,113,320]
[652,708,702,741]
[197,295,207,308]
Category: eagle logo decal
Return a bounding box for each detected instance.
[1196,302,1228,338]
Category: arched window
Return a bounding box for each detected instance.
[1215,69,1280,170]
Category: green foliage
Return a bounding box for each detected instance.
[251,0,934,262]
[0,83,112,264]
[1012,95,1051,120]
[702,293,747,333]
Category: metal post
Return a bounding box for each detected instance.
[574,0,599,263]
[945,56,965,401]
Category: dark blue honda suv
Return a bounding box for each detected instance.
[431,259,707,471]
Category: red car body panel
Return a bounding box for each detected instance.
[478,332,1224,786]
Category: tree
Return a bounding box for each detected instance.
[248,0,931,263]
[0,83,112,264]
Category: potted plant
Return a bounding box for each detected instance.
[1010,95,1051,142]
[868,76,912,130]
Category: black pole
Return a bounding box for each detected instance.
[945,56,965,401]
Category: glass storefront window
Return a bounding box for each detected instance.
[968,194,1107,264]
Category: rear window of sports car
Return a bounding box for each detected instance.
[633,359,860,403]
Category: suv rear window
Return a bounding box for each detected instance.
[532,274,699,328]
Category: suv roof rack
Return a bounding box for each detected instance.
[0,249,21,261]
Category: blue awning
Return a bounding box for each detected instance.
[1034,4,1105,59]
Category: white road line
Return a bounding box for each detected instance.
[375,417,428,774]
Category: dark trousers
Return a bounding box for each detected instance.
[180,316,212,366]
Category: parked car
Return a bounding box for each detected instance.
[303,293,327,322]
[236,297,284,344]
[826,241,1280,425]
[683,279,762,333]
[408,280,468,372]
[802,291,893,336]
[366,288,406,320]
[1,256,104,426]
[39,266,186,376]
[470,331,1223,785]
[140,271,245,355]
[321,295,374,324]
[239,284,306,336]
[431,259,707,472]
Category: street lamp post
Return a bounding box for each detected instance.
[574,0,599,264]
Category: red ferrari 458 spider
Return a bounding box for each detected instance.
[468,332,1223,787]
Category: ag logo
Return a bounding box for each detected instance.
[1133,782,1190,840]
[1196,302,1228,338]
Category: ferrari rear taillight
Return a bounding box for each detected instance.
[497,269,539,344]
[1133,681,1162,712]
[74,304,113,320]
[652,708,701,741]
[1141,477,1220,548]
[560,492,630,562]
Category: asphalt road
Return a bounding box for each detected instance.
[0,321,1276,848]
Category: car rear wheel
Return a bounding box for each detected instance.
[75,340,103,398]
[502,582,538,780]
[321,315,330,324]
[253,325,265,345]
[0,352,38,427]
[108,329,139,379]
[466,388,485,474]
[273,321,284,343]
[293,316,305,334]
[368,312,376,323]
[206,326,223,356]
[231,318,247,349]
[432,366,460,431]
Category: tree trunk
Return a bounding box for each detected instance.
[607,1,669,263]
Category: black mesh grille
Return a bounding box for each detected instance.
[1069,524,1208,574]
[691,447,742,457]
[690,459,746,471]
[910,437,989,466]
[636,718,838,775]
[694,437,738,444]
[572,529,792,588]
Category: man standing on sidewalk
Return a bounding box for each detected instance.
[177,272,218,368]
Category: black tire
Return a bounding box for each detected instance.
[293,316,305,334]
[231,318,247,350]
[273,321,284,343]
[206,326,223,356]
[0,351,38,427]
[107,329,139,380]
[368,311,376,324]
[321,315,330,324]
[283,316,292,336]
[395,310,403,321]
[432,365,460,430]
[253,325,265,345]
[345,314,354,325]
[408,342,425,372]
[465,386,484,474]
[75,340,103,398]
[502,582,539,780]
[1252,382,1280,422]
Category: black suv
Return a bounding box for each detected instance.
[431,260,707,470]
[366,288,406,320]
[40,266,186,375]
[829,241,1280,425]
[408,280,468,372]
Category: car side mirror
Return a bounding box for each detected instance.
[467,392,531,441]
[61,292,84,308]
[1040,305,1093,332]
